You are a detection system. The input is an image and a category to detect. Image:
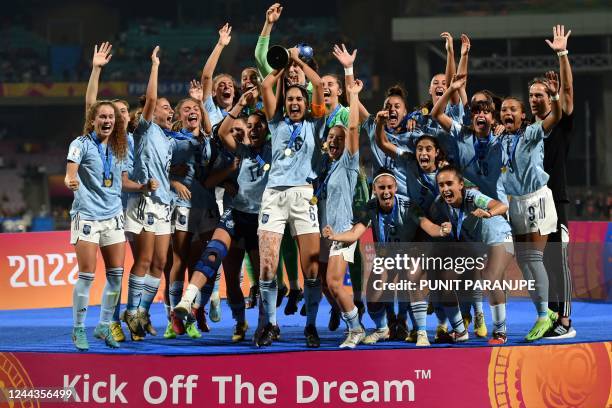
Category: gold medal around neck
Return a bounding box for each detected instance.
[322,142,329,152]
[309,196,318,205]
[103,178,112,187]
[284,148,292,157]
[501,166,507,174]
[421,107,429,116]
[263,163,270,171]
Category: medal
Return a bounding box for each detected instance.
[309,196,318,205]
[501,166,507,174]
[263,163,270,171]
[421,107,429,116]
[103,178,112,187]
[284,148,292,157]
[322,141,329,152]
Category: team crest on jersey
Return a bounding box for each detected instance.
[178,215,187,225]
[82,224,91,235]
[147,213,155,225]
[226,219,235,229]
[262,214,269,224]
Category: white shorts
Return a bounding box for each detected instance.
[172,206,200,233]
[258,186,319,236]
[124,195,172,235]
[509,186,558,236]
[319,238,357,263]
[70,214,126,247]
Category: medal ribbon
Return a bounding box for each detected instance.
[90,131,113,186]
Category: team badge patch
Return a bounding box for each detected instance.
[261,214,269,224]
[178,215,187,225]
[226,219,235,229]
[82,224,91,235]
[147,213,155,225]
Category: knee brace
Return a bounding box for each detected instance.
[195,239,228,279]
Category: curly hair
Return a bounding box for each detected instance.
[83,101,128,161]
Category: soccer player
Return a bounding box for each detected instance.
[498,70,562,341]
[255,47,325,348]
[430,165,514,344]
[539,25,576,339]
[66,99,151,350]
[122,47,175,340]
[323,167,455,346]
[175,89,272,343]
[314,78,363,348]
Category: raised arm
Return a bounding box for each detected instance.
[374,111,399,157]
[218,89,257,151]
[546,24,573,115]
[333,43,369,122]
[322,223,368,244]
[288,48,323,108]
[441,32,459,105]
[346,79,363,155]
[431,74,465,132]
[262,69,284,120]
[255,3,283,77]
[142,46,160,122]
[541,71,562,133]
[457,34,471,106]
[188,79,213,134]
[85,42,113,114]
[202,23,232,100]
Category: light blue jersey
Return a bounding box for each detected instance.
[266,113,324,188]
[204,95,227,126]
[430,189,511,245]
[318,150,359,233]
[132,116,175,206]
[67,133,126,220]
[232,141,272,214]
[121,132,134,209]
[361,116,419,197]
[500,122,549,196]
[355,194,420,242]
[169,130,202,208]
[320,104,350,141]
[448,120,507,204]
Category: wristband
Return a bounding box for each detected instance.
[557,50,569,57]
[344,66,354,76]
[550,94,560,101]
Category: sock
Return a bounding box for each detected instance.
[369,304,388,330]
[200,275,215,307]
[409,301,428,331]
[259,279,278,325]
[193,288,202,308]
[139,274,161,313]
[490,303,507,333]
[473,288,484,314]
[342,307,360,330]
[112,286,123,323]
[304,278,322,327]
[127,274,144,312]
[517,249,549,317]
[229,302,246,323]
[73,272,94,327]
[169,281,184,309]
[100,267,123,324]
[444,305,466,334]
[434,304,447,326]
[183,283,200,306]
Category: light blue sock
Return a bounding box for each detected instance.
[169,281,184,309]
[342,307,360,330]
[409,301,428,331]
[517,249,549,318]
[368,304,388,330]
[304,278,322,327]
[490,303,507,333]
[259,279,278,325]
[73,272,94,327]
[127,274,144,312]
[473,288,484,314]
[100,267,123,324]
[138,274,160,313]
[444,304,466,334]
